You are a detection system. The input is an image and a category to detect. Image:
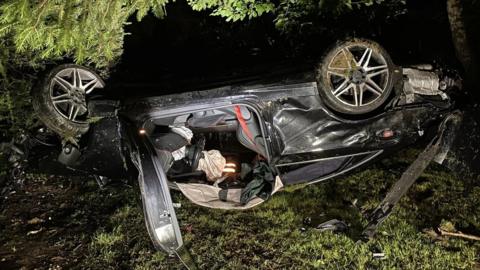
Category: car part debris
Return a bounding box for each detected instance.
[133,136,183,253]
[27,228,43,236]
[94,175,111,188]
[58,143,81,166]
[402,68,449,101]
[403,68,443,95]
[372,252,386,259]
[401,67,461,105]
[433,108,480,180]
[315,219,348,233]
[362,112,461,239]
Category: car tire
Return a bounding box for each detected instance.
[33,64,105,137]
[316,38,395,115]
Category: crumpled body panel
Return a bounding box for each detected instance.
[272,95,442,158]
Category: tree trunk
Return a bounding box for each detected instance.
[446,0,478,89]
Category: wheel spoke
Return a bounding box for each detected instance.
[51,93,69,100]
[72,69,77,88]
[80,104,88,113]
[68,104,78,120]
[68,104,74,120]
[332,79,349,95]
[328,69,348,78]
[83,78,98,94]
[72,68,83,88]
[367,78,384,93]
[365,81,383,96]
[353,87,359,106]
[53,99,71,105]
[335,83,355,97]
[365,64,387,72]
[367,68,388,78]
[71,105,80,120]
[358,84,364,106]
[54,76,73,93]
[358,48,372,68]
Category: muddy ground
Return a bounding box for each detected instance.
[0,149,479,270]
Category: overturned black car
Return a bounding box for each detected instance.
[24,39,475,254]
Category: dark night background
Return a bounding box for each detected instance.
[109,0,463,97]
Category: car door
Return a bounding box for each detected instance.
[134,135,183,253]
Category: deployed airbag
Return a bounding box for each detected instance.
[196,150,226,181]
[176,176,283,210]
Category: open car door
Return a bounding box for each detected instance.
[133,135,183,253]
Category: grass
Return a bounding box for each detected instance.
[0,148,478,269]
[76,149,479,269]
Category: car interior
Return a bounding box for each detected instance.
[149,105,269,191]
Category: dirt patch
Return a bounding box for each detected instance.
[0,175,133,270]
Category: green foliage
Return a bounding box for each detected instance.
[188,0,275,21]
[0,0,168,69]
[0,36,45,138]
[0,42,37,138]
[275,0,407,39]
[0,76,36,137]
[187,0,407,33]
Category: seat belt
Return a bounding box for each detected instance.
[234,105,267,159]
[234,105,255,143]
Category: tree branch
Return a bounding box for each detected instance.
[438,228,480,241]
